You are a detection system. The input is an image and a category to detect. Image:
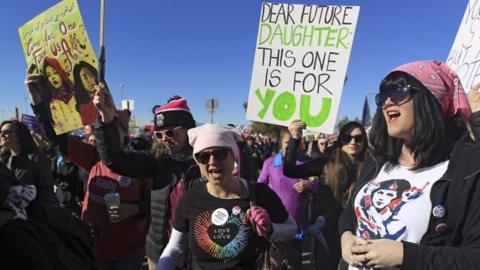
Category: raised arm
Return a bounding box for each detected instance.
[93,84,157,178]
[283,120,327,178]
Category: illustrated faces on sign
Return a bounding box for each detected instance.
[80,66,97,94]
[45,65,63,90]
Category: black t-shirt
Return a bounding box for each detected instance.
[174,181,288,270]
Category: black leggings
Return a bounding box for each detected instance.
[0,219,54,270]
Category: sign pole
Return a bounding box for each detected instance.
[98,0,106,83]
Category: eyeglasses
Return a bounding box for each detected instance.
[341,134,364,145]
[318,142,327,146]
[153,126,181,140]
[195,148,230,164]
[375,83,414,108]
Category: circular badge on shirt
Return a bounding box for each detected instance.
[432,204,446,218]
[117,176,131,187]
[239,212,249,224]
[232,206,241,215]
[211,208,229,226]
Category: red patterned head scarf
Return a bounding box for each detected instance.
[388,60,471,121]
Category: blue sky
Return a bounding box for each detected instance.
[0,0,467,126]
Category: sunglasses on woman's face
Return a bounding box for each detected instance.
[342,134,364,145]
[153,126,181,140]
[375,84,414,108]
[195,148,230,164]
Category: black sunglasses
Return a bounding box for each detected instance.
[195,148,230,164]
[342,134,364,145]
[375,83,414,108]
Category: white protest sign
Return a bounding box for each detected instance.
[246,3,359,133]
[121,99,135,111]
[447,0,480,92]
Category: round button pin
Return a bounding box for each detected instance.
[435,223,448,232]
[211,208,229,226]
[232,206,241,215]
[432,204,445,218]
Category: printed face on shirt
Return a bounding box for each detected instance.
[372,188,398,209]
[45,65,63,90]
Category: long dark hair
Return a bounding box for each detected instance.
[0,121,38,162]
[369,71,465,171]
[325,121,368,202]
[73,61,98,109]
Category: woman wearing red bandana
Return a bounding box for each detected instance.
[339,60,480,270]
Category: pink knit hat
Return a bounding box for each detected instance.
[152,96,195,129]
[388,60,472,120]
[188,123,243,162]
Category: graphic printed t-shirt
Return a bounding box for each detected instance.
[350,160,449,270]
[174,181,288,269]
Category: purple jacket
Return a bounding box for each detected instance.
[258,154,318,231]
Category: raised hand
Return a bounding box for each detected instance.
[93,83,115,123]
[293,180,310,193]
[24,64,46,105]
[468,82,480,113]
[247,206,272,237]
[288,119,306,139]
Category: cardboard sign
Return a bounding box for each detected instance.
[246,3,360,133]
[447,0,480,92]
[18,0,99,134]
[21,114,42,135]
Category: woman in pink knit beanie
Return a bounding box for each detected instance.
[156,123,297,270]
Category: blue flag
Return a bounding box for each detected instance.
[362,97,371,127]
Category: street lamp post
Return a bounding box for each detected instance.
[205,98,219,123]
[119,83,125,101]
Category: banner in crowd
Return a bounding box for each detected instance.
[21,114,42,135]
[246,3,360,133]
[447,0,480,92]
[18,0,99,135]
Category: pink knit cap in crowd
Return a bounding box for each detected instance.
[152,96,195,129]
[388,60,472,120]
[188,123,243,162]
